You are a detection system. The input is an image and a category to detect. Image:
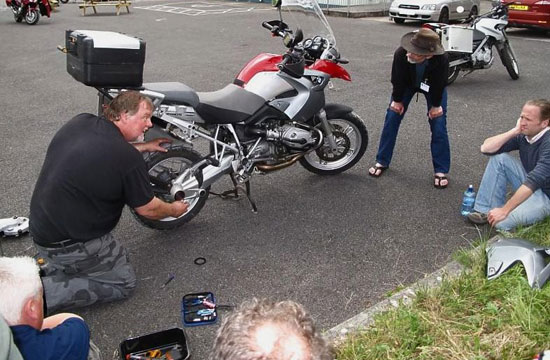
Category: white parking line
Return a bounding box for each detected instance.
[134,1,272,16]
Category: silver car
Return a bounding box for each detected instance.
[389,0,481,23]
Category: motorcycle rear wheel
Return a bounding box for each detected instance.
[300,112,368,175]
[447,66,460,85]
[24,8,39,25]
[131,145,210,230]
[499,43,520,80]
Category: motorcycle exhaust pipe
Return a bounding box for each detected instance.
[256,154,304,172]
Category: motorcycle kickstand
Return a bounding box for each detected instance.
[229,174,258,213]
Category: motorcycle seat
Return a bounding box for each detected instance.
[143,82,200,108]
[196,84,265,124]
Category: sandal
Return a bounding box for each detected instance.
[368,164,388,177]
[434,174,449,189]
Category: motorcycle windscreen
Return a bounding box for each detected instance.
[281,0,336,48]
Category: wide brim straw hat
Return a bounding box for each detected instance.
[400,28,445,56]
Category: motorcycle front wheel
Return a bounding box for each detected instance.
[499,42,520,80]
[300,112,368,175]
[131,145,210,230]
[447,66,460,85]
[24,8,39,25]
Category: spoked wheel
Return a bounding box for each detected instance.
[300,112,368,175]
[131,145,210,230]
[24,8,39,25]
[499,42,520,80]
[447,65,460,85]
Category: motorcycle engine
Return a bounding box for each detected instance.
[473,45,494,69]
[246,122,318,160]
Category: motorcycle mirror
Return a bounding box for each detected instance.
[272,0,281,7]
[294,28,304,44]
[456,5,465,13]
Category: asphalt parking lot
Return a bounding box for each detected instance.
[1,1,549,358]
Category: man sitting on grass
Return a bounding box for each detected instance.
[467,99,550,231]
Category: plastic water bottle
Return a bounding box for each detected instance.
[461,185,476,216]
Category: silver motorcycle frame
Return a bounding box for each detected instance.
[105,68,333,203]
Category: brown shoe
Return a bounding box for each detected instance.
[467,211,488,225]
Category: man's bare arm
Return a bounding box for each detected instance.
[488,185,533,226]
[134,197,188,220]
[480,118,521,154]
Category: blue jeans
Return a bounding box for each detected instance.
[474,153,550,230]
[376,88,450,174]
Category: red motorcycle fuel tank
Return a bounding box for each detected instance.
[235,53,282,85]
[235,53,351,85]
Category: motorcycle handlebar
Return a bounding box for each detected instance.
[262,21,273,31]
[278,55,291,70]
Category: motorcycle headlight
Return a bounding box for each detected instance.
[421,4,436,10]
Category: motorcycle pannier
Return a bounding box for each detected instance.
[440,26,473,53]
[65,30,146,87]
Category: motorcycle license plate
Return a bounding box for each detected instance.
[509,4,528,10]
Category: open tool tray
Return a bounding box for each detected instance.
[119,327,189,360]
[181,292,218,327]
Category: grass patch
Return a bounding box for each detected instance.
[336,218,550,360]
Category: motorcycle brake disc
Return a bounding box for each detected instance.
[316,129,350,162]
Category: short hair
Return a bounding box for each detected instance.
[0,257,42,325]
[103,91,153,122]
[526,99,550,123]
[211,298,333,360]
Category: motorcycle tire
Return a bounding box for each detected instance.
[300,111,368,175]
[447,66,460,85]
[499,43,520,80]
[131,145,210,230]
[24,9,39,25]
[59,0,69,3]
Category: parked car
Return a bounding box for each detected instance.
[389,0,481,23]
[504,0,550,31]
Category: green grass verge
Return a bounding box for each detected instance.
[336,219,550,360]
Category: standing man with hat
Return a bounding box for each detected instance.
[368,28,450,189]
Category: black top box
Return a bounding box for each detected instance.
[65,29,146,88]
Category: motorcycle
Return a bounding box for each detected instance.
[96,0,368,230]
[424,2,519,84]
[6,0,51,25]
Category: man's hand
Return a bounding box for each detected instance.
[488,207,509,227]
[390,101,404,115]
[170,200,189,218]
[135,197,189,220]
[428,106,443,119]
[133,138,172,153]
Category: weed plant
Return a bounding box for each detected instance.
[336,219,550,360]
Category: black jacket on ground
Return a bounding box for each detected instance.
[390,46,449,107]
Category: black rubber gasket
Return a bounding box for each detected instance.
[194,257,206,265]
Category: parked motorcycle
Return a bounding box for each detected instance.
[93,0,368,229]
[6,0,51,25]
[424,2,519,84]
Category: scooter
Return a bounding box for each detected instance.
[424,2,519,84]
[6,0,51,25]
[73,0,369,229]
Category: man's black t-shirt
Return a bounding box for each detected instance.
[30,113,154,244]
